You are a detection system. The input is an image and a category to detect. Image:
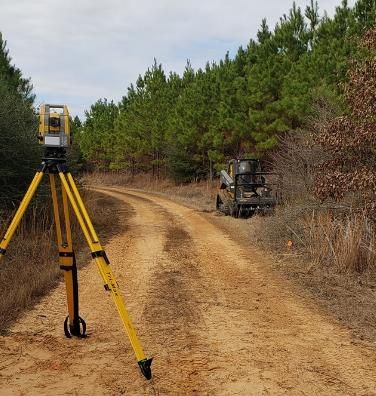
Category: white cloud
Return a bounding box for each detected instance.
[0,0,355,117]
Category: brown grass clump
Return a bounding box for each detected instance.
[0,188,124,332]
[0,206,58,331]
[303,213,376,273]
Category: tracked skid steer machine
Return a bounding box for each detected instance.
[216,159,277,218]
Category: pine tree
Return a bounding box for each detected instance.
[78,0,376,180]
[79,99,118,169]
[0,33,34,104]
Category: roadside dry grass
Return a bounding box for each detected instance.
[0,188,126,332]
[82,171,217,212]
[249,204,376,272]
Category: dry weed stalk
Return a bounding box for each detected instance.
[301,212,376,273]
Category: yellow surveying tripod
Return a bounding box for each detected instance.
[0,104,152,380]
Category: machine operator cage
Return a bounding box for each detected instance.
[38,104,71,148]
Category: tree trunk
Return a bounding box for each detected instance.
[209,158,213,181]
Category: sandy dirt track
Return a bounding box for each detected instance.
[1,187,376,395]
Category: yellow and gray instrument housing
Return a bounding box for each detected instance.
[38,104,71,147]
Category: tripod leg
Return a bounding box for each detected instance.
[57,169,152,380]
[50,174,86,338]
[0,171,44,258]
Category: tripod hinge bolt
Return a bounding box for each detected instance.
[59,251,74,257]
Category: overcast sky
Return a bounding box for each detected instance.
[0,0,355,118]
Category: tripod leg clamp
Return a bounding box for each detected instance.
[0,248,6,256]
[59,252,75,271]
[91,250,110,264]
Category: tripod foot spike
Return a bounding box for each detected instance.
[63,316,87,338]
[138,358,153,380]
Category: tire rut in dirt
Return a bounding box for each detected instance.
[142,220,217,394]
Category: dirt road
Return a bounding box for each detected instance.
[1,187,376,395]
